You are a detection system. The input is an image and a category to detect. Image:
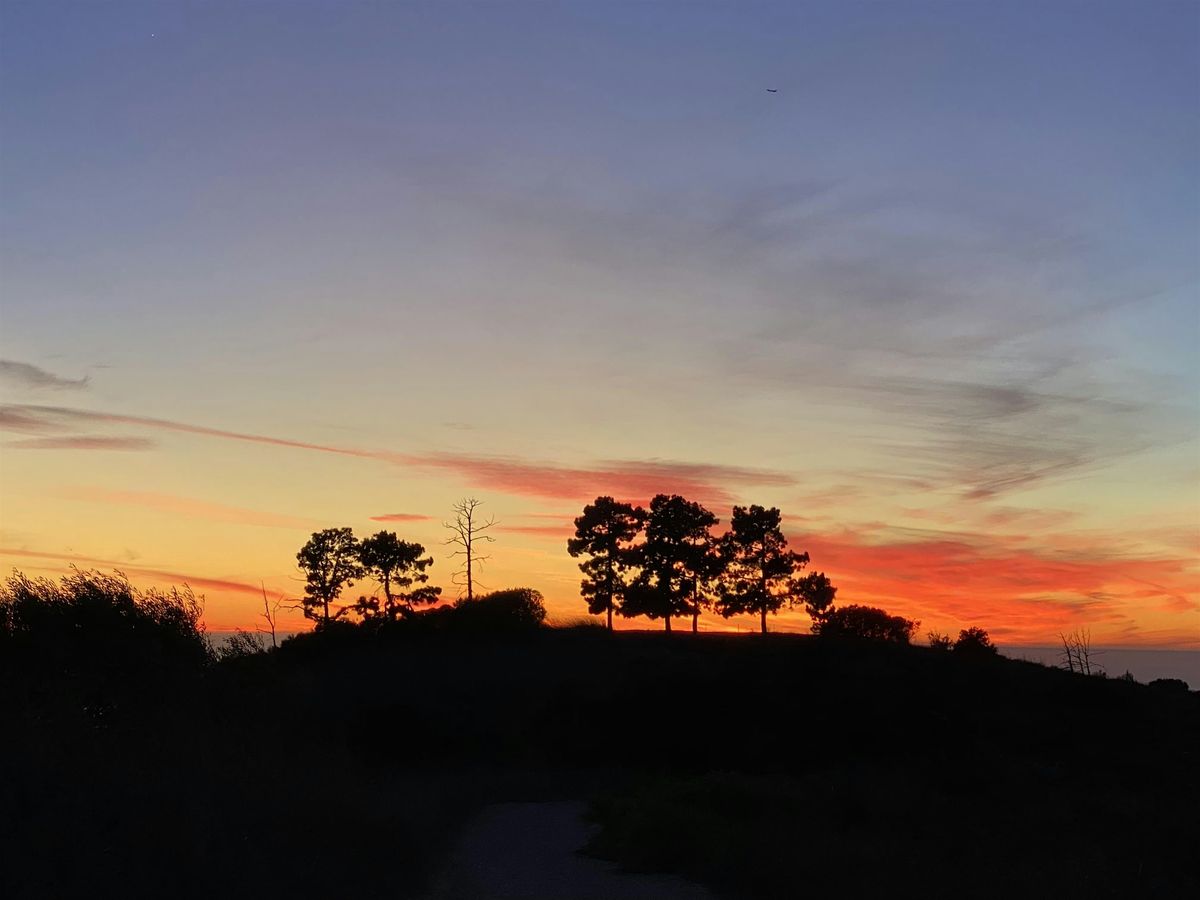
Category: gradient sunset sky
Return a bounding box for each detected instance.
[1,1,1197,645]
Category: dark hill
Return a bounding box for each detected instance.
[4,628,1197,898]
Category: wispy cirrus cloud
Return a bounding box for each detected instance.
[60,487,318,529]
[0,359,89,390]
[369,513,435,523]
[0,404,792,505]
[7,435,156,451]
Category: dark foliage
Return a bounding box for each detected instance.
[812,604,918,643]
[927,630,953,651]
[1148,677,1190,694]
[715,504,807,633]
[793,569,837,623]
[954,626,998,657]
[0,568,210,676]
[354,530,441,621]
[213,628,267,661]
[623,494,719,632]
[450,587,547,631]
[567,496,644,630]
[295,527,363,626]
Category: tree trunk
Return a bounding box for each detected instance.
[665,615,671,633]
[692,611,699,633]
[761,607,767,634]
[323,598,330,626]
[466,552,473,601]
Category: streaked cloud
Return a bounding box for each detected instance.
[786,524,1199,645]
[6,436,155,451]
[0,403,793,504]
[0,359,89,390]
[369,513,435,523]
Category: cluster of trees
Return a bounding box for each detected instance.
[296,528,441,627]
[290,499,540,634]
[568,495,838,633]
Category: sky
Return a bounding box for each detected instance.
[1,1,1197,646]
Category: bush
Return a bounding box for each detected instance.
[213,629,267,661]
[927,631,952,651]
[1148,678,1190,694]
[953,627,998,657]
[813,605,917,643]
[450,588,547,632]
[0,568,211,674]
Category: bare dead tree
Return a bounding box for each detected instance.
[443,497,496,601]
[1059,628,1103,676]
[257,583,286,649]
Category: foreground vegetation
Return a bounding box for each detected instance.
[2,570,1197,899]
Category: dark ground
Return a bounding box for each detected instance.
[3,628,1198,898]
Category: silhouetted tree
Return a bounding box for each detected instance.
[794,570,837,626]
[444,497,495,600]
[296,528,363,627]
[567,496,645,630]
[624,494,719,632]
[715,505,809,634]
[812,604,917,643]
[954,626,998,657]
[1059,628,1102,676]
[258,584,286,649]
[355,531,441,621]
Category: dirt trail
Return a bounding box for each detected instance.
[422,800,714,900]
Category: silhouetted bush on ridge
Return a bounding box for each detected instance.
[449,587,547,631]
[812,604,917,643]
[0,568,211,675]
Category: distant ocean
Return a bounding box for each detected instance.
[1002,646,1200,689]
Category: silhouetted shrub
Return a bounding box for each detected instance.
[450,588,547,631]
[213,629,267,661]
[1148,678,1190,694]
[927,631,952,651]
[953,627,997,657]
[0,568,210,674]
[812,604,917,643]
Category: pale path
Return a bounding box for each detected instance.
[422,801,715,900]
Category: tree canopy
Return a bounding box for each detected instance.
[567,496,645,630]
[296,527,364,627]
[355,531,440,621]
[623,494,719,632]
[715,504,809,633]
[812,604,918,644]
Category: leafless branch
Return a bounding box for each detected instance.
[443,497,497,601]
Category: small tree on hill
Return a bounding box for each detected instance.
[355,531,441,621]
[794,570,837,626]
[296,528,363,627]
[567,496,645,630]
[715,505,809,634]
[954,626,998,657]
[624,494,718,632]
